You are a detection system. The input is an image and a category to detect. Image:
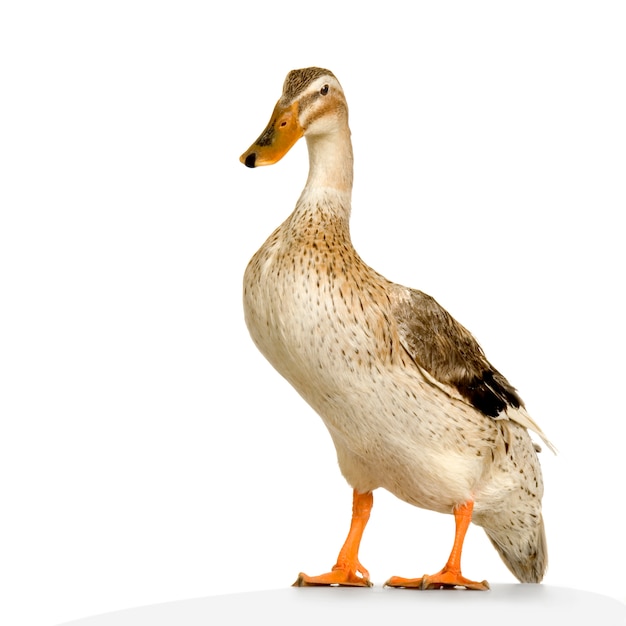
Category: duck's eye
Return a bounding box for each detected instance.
[320,84,329,96]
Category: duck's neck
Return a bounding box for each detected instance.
[295,127,354,224]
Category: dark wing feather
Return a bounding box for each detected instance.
[393,289,523,418]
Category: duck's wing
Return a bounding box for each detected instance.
[392,287,521,417]
[391,287,556,452]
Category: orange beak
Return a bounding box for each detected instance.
[240,101,303,168]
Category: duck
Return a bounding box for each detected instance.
[239,67,555,590]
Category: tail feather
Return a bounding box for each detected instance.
[483,515,548,583]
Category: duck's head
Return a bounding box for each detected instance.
[240,67,347,168]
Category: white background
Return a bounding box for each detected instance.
[1,2,625,625]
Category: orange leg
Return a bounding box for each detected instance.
[294,489,373,587]
[385,501,489,590]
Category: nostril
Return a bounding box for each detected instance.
[244,153,257,168]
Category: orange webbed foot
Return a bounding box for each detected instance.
[294,490,374,587]
[385,500,489,590]
[385,570,489,590]
[294,561,372,587]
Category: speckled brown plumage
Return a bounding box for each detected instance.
[240,68,554,587]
